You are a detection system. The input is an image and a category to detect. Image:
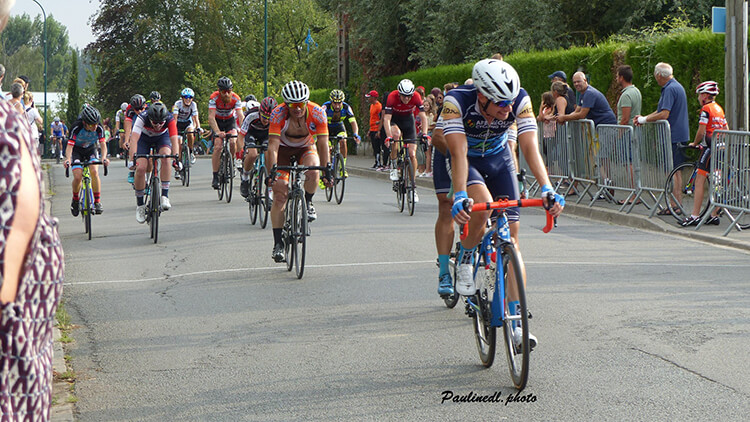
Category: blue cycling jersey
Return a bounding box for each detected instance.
[321,101,356,133]
[51,122,65,136]
[437,84,536,158]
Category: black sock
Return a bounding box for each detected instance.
[273,228,282,246]
[305,192,313,204]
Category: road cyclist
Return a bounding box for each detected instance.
[130,101,180,223]
[266,80,332,263]
[124,94,148,184]
[208,76,244,190]
[172,87,202,179]
[320,89,360,183]
[443,59,564,349]
[383,78,431,203]
[64,104,109,216]
[239,96,277,198]
[50,116,67,162]
[114,102,128,160]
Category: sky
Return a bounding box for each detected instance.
[10,0,98,50]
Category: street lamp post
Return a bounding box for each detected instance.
[32,0,48,156]
[263,0,268,98]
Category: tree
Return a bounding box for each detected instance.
[67,50,80,125]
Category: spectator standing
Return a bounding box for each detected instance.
[634,62,690,215]
[551,81,574,116]
[365,90,384,169]
[616,65,642,126]
[549,70,577,113]
[556,71,616,126]
[8,82,24,114]
[1,2,65,422]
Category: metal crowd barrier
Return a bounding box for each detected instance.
[591,125,639,210]
[629,121,673,217]
[537,120,570,192]
[700,130,750,235]
[566,120,598,203]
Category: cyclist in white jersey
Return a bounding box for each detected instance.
[172,88,202,166]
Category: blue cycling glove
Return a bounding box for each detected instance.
[452,190,470,218]
[541,184,565,208]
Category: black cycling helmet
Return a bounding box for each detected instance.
[259,96,278,117]
[244,94,257,102]
[147,101,169,123]
[130,94,146,109]
[80,104,101,125]
[149,91,161,102]
[217,76,233,91]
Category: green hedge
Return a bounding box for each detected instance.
[376,29,725,136]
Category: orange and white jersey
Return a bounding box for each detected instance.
[268,102,328,148]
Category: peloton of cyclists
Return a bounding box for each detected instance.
[208,76,244,190]
[441,59,565,347]
[130,102,180,223]
[64,104,109,215]
[239,96,278,198]
[266,80,332,262]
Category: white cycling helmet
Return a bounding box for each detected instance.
[281,80,310,103]
[472,59,520,103]
[695,81,719,96]
[120,102,128,111]
[397,79,415,96]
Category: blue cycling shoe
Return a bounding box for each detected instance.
[127,171,135,184]
[438,272,454,296]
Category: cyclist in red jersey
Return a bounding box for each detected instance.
[208,76,244,189]
[680,81,728,227]
[124,94,147,184]
[267,80,332,263]
[383,79,431,200]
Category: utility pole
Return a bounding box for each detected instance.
[336,13,348,89]
[725,0,748,131]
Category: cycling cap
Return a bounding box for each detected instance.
[260,97,278,117]
[181,88,195,98]
[120,102,128,111]
[281,80,310,103]
[149,91,161,101]
[80,104,101,125]
[147,101,169,123]
[329,89,345,102]
[695,81,719,96]
[397,79,415,96]
[472,59,520,103]
[217,76,233,91]
[130,94,146,109]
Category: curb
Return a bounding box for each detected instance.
[41,164,77,422]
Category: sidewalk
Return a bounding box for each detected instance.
[345,153,750,253]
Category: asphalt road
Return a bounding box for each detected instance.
[51,158,750,421]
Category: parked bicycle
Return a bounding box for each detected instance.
[325,135,356,204]
[135,153,178,244]
[246,140,271,228]
[273,160,329,279]
[65,159,108,240]
[215,133,237,202]
[461,197,554,391]
[391,138,419,216]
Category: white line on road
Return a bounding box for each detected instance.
[64,259,750,286]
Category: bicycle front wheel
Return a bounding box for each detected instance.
[249,169,259,225]
[664,162,709,221]
[334,153,346,204]
[404,158,415,216]
[292,192,308,279]
[218,154,226,201]
[501,243,530,390]
[180,146,190,187]
[225,152,234,203]
[151,176,161,244]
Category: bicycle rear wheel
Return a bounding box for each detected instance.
[284,200,294,272]
[442,242,461,309]
[404,158,415,216]
[664,162,709,221]
[501,243,530,390]
[471,253,496,367]
[292,192,308,279]
[325,170,333,202]
[249,169,259,225]
[180,145,189,186]
[258,166,270,229]
[334,153,346,204]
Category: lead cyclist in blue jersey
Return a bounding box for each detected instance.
[440,59,565,347]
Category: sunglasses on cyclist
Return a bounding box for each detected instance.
[220,89,231,94]
[493,99,514,108]
[150,120,166,127]
[288,102,307,110]
[260,113,272,120]
[182,95,193,99]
